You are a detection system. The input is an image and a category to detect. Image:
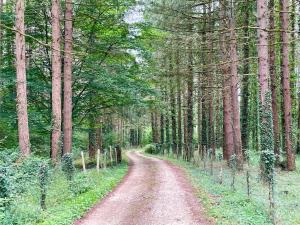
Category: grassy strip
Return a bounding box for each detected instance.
[38,163,128,225]
[10,162,128,225]
[150,154,272,225]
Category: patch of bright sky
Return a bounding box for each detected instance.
[124,4,145,64]
[124,4,144,24]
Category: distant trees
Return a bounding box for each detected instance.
[1,0,153,159]
[147,0,299,171]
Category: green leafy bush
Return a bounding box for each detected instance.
[70,173,92,195]
[144,144,156,154]
[61,153,75,181]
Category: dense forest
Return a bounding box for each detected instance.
[1,0,300,224]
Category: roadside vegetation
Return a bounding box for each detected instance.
[0,150,128,225]
[145,147,300,225]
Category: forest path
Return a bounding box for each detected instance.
[74,151,212,225]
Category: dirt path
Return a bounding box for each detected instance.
[74,151,212,225]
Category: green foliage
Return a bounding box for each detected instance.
[37,164,128,225]
[144,144,156,154]
[39,163,49,210]
[70,173,92,196]
[260,92,275,182]
[61,154,75,181]
[0,0,156,154]
[0,148,128,225]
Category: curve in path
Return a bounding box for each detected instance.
[74,151,212,225]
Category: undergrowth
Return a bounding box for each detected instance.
[0,150,128,225]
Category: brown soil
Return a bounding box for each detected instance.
[74,151,213,225]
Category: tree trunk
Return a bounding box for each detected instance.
[15,0,31,157]
[0,0,3,61]
[241,0,250,153]
[63,0,73,154]
[229,15,243,169]
[183,89,188,160]
[222,70,234,161]
[269,0,280,161]
[219,0,234,162]
[297,5,300,154]
[51,0,62,162]
[280,0,295,170]
[160,112,164,144]
[88,129,96,158]
[176,51,182,156]
[170,83,177,153]
[186,25,194,162]
[290,0,296,121]
[297,91,300,153]
[96,127,102,152]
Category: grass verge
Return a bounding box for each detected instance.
[9,162,128,225]
[149,154,273,225]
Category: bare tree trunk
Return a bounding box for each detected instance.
[63,0,73,154]
[222,69,234,161]
[219,0,233,162]
[186,24,194,162]
[208,94,215,159]
[170,83,177,153]
[269,0,280,161]
[296,5,300,154]
[207,2,215,160]
[15,0,30,157]
[151,112,155,143]
[88,128,96,159]
[298,91,300,153]
[96,126,102,153]
[51,0,62,162]
[257,0,269,104]
[160,112,165,144]
[241,0,250,153]
[280,0,295,170]
[0,0,3,61]
[229,14,243,169]
[176,49,182,156]
[183,89,188,160]
[290,0,296,120]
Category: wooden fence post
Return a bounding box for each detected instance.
[96,149,100,172]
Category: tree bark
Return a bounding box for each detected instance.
[208,94,215,159]
[219,0,234,162]
[0,0,3,62]
[257,0,269,104]
[15,0,31,157]
[176,50,182,156]
[229,14,243,169]
[88,128,96,159]
[280,0,295,170]
[51,0,62,162]
[63,0,73,154]
[170,83,177,153]
[186,24,194,162]
[269,0,280,161]
[241,0,250,153]
[160,112,165,144]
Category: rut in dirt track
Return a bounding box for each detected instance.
[74,151,213,225]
